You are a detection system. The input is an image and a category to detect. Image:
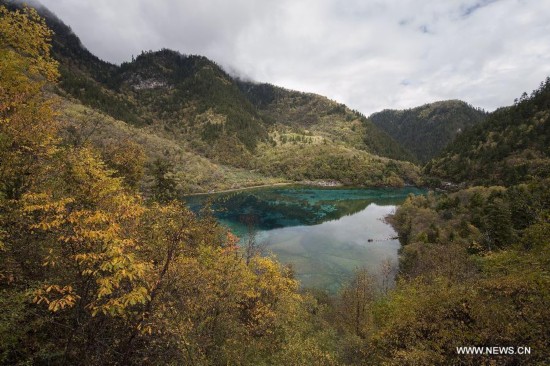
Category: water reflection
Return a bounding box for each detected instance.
[185,186,424,292]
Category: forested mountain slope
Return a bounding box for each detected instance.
[426,80,550,185]
[0,8,339,365]
[369,100,487,163]
[2,0,421,191]
[237,80,415,161]
[2,4,550,365]
[374,81,550,363]
[381,179,550,365]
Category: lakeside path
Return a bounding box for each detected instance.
[181,182,295,197]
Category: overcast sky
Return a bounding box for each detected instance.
[37,0,550,115]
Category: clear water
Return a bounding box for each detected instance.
[184,185,425,293]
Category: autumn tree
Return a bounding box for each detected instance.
[240,213,263,265]
[338,268,375,338]
[0,5,59,200]
[0,7,61,361]
[149,157,177,202]
[101,139,146,189]
[0,7,149,363]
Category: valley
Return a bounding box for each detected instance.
[1,1,549,365]
[185,186,426,292]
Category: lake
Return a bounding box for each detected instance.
[184,185,425,293]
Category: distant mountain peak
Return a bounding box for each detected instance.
[426,78,550,185]
[369,100,487,163]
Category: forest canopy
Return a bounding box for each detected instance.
[1,5,549,366]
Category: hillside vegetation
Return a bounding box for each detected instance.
[380,181,550,364]
[347,83,550,364]
[370,100,487,163]
[0,7,337,364]
[426,80,550,186]
[57,99,286,194]
[1,4,549,365]
[0,0,421,193]
[237,80,415,162]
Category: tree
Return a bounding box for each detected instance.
[0,8,149,363]
[10,148,150,364]
[240,213,263,265]
[102,139,146,189]
[149,157,177,202]
[338,268,375,338]
[0,5,59,200]
[379,258,396,296]
[482,194,514,250]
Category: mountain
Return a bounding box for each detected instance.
[3,0,421,191]
[236,81,414,162]
[3,4,550,365]
[369,100,487,163]
[425,79,550,186]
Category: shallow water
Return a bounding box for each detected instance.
[185,186,424,292]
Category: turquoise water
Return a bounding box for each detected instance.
[185,185,424,292]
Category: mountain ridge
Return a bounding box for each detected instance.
[369,99,487,163]
[2,0,425,193]
[425,78,550,186]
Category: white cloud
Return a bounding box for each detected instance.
[38,0,550,114]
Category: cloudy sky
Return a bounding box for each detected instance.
[38,0,550,115]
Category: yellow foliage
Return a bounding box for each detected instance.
[0,6,341,364]
[17,146,151,318]
[0,6,60,199]
[101,139,146,189]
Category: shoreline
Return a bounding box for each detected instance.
[181,182,295,197]
[181,180,426,197]
[181,179,344,197]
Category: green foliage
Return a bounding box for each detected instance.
[370,100,487,163]
[149,158,177,202]
[58,65,145,126]
[330,180,550,365]
[0,8,339,365]
[361,116,416,162]
[254,142,421,187]
[124,51,268,151]
[238,80,415,162]
[57,102,285,195]
[427,79,550,185]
